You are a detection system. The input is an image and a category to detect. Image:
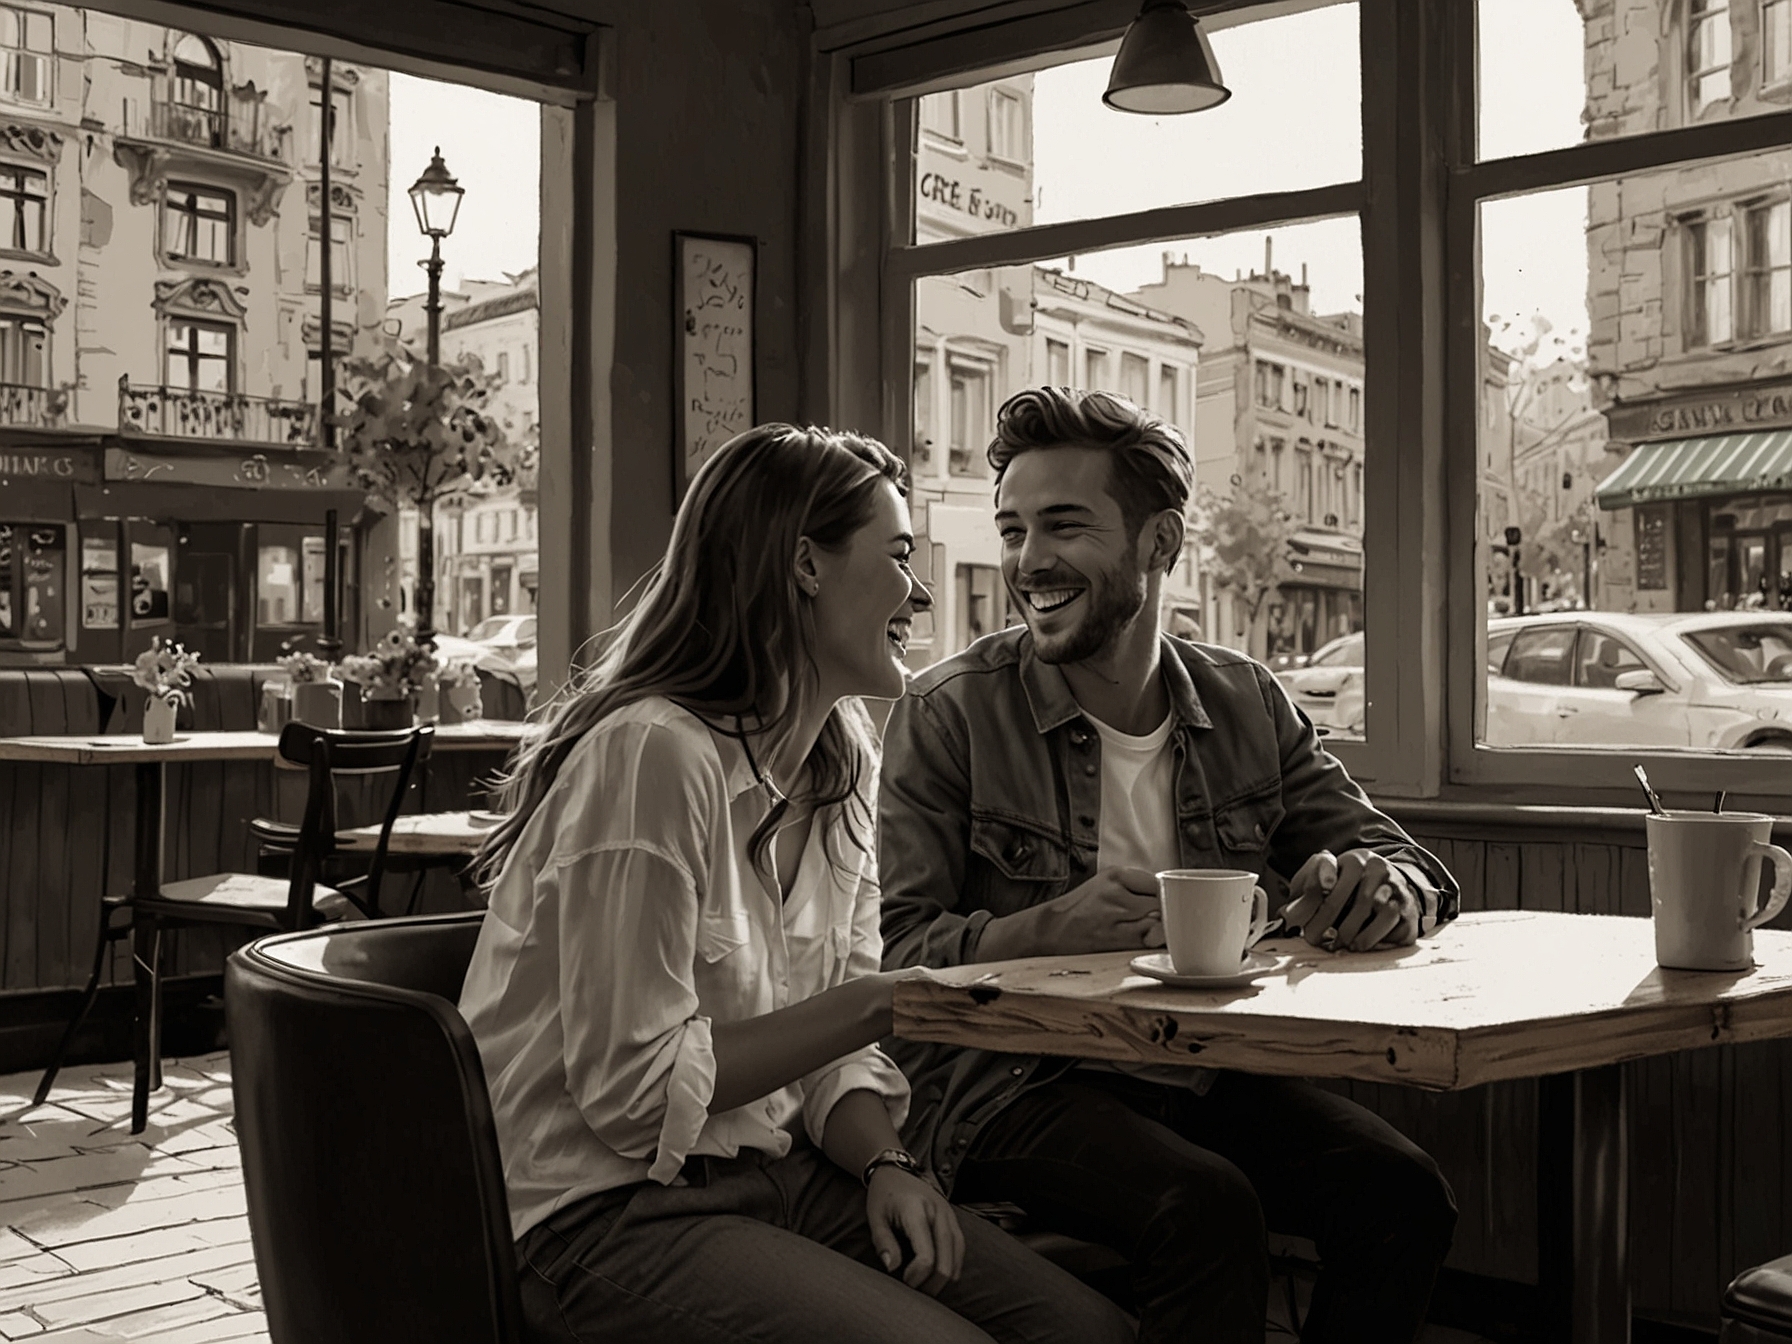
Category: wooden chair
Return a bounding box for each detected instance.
[33,723,433,1133]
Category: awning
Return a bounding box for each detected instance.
[1595,431,1792,509]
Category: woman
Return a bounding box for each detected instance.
[461,424,1133,1344]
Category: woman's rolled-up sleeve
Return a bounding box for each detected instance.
[550,724,725,1183]
[800,857,910,1146]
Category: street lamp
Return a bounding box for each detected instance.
[407,147,463,648]
[408,146,463,368]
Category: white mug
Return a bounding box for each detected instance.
[1157,868,1269,977]
[1646,810,1792,971]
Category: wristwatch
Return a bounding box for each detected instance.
[862,1147,923,1188]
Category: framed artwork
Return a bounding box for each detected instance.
[673,231,757,500]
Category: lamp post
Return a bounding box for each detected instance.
[1505,525,1524,615]
[406,147,463,646]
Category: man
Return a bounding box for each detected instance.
[879,386,1459,1343]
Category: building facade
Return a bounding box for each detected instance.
[1585,0,1792,612]
[1130,258,1366,659]
[0,4,388,666]
[908,77,1202,667]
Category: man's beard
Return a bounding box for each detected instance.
[1028,559,1148,665]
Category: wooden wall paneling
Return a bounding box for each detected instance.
[1619,845,1652,918]
[1729,1041,1783,1298]
[1672,1046,1724,1318]
[1518,842,1566,912]
[1484,842,1521,911]
[1628,1052,1677,1315]
[1569,843,1615,915]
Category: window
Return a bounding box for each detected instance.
[520,343,531,383]
[1084,348,1110,391]
[919,90,961,141]
[1745,199,1792,336]
[163,184,235,266]
[1157,364,1178,421]
[955,563,1017,649]
[475,513,488,544]
[1256,360,1285,409]
[0,314,44,386]
[1045,338,1069,385]
[988,87,1025,162]
[1689,0,1732,116]
[1120,351,1149,405]
[169,33,223,146]
[1270,438,1286,493]
[913,354,935,475]
[1350,462,1363,526]
[1348,385,1360,432]
[1503,626,1576,686]
[0,522,60,644]
[165,320,233,393]
[1293,378,1309,418]
[0,7,51,106]
[257,544,301,625]
[308,84,354,169]
[1769,0,1792,87]
[948,355,993,477]
[497,350,510,381]
[1295,446,1315,523]
[1687,214,1734,346]
[0,162,44,253]
[305,214,353,291]
[1575,630,1648,689]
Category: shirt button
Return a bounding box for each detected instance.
[1010,1066,1024,1076]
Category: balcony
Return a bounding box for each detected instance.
[143,94,287,163]
[112,93,293,227]
[0,382,63,428]
[118,380,318,448]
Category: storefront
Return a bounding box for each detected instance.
[1595,381,1792,613]
[1268,528,1364,657]
[0,439,367,667]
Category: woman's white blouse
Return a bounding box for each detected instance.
[459,696,909,1239]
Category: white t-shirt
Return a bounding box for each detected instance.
[1088,709,1178,874]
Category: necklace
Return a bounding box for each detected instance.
[734,716,789,807]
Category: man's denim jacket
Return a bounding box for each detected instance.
[877,628,1458,1194]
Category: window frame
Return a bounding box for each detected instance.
[161,180,237,268]
[0,5,52,108]
[0,158,47,257]
[163,316,236,394]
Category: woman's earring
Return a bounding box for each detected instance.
[803,578,819,598]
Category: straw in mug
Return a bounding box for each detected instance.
[1632,764,1665,816]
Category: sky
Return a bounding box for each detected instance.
[386,73,541,299]
[382,0,1595,355]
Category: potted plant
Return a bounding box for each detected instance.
[278,649,340,729]
[435,658,484,722]
[131,638,200,745]
[335,625,436,730]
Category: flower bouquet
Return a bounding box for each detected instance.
[275,648,341,730]
[132,638,199,744]
[336,626,438,729]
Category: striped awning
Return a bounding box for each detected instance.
[1595,431,1792,509]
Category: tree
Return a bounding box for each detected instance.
[336,345,519,643]
[1191,475,1301,655]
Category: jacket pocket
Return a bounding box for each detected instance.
[969,815,1071,883]
[1213,793,1285,858]
[695,913,752,963]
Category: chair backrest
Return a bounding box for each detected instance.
[274,723,433,926]
[225,912,523,1344]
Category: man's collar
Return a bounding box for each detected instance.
[1017,630,1213,734]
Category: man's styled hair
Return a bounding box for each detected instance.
[987,386,1194,533]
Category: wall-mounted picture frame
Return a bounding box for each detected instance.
[673,231,757,502]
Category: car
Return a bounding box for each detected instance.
[465,614,537,663]
[1274,631,1366,736]
[1485,610,1792,751]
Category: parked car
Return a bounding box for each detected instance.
[1275,631,1366,736]
[1485,611,1792,751]
[1273,611,1792,750]
[426,615,538,695]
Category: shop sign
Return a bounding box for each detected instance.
[0,448,100,485]
[104,448,355,491]
[916,142,1030,237]
[1608,379,1792,441]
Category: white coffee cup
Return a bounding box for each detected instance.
[1646,810,1792,971]
[1157,868,1270,977]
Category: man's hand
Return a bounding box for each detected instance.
[866,1167,964,1296]
[1283,849,1419,951]
[976,866,1163,961]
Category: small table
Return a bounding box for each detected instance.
[891,911,1792,1344]
[337,809,505,856]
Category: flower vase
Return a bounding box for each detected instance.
[142,694,178,745]
[257,680,293,735]
[292,678,343,730]
[443,681,483,722]
[362,693,414,731]
[416,670,441,725]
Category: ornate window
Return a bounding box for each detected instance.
[162,182,235,266]
[0,7,51,107]
[169,34,224,148]
[165,320,233,392]
[305,183,354,292]
[1685,212,1735,345]
[1688,0,1732,116]
[0,160,44,253]
[0,313,44,386]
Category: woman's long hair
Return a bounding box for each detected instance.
[474,422,908,887]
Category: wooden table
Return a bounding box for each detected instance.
[892,910,1792,1344]
[336,809,505,856]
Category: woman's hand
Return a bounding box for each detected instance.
[865,1166,964,1296]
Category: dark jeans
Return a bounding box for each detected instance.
[954,1070,1457,1344]
[515,1143,1136,1344]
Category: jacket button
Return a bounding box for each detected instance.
[1010,1066,1024,1076]
[1078,814,1095,828]
[1083,763,1098,777]
[1007,841,1030,861]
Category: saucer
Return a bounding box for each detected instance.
[1129,950,1286,989]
